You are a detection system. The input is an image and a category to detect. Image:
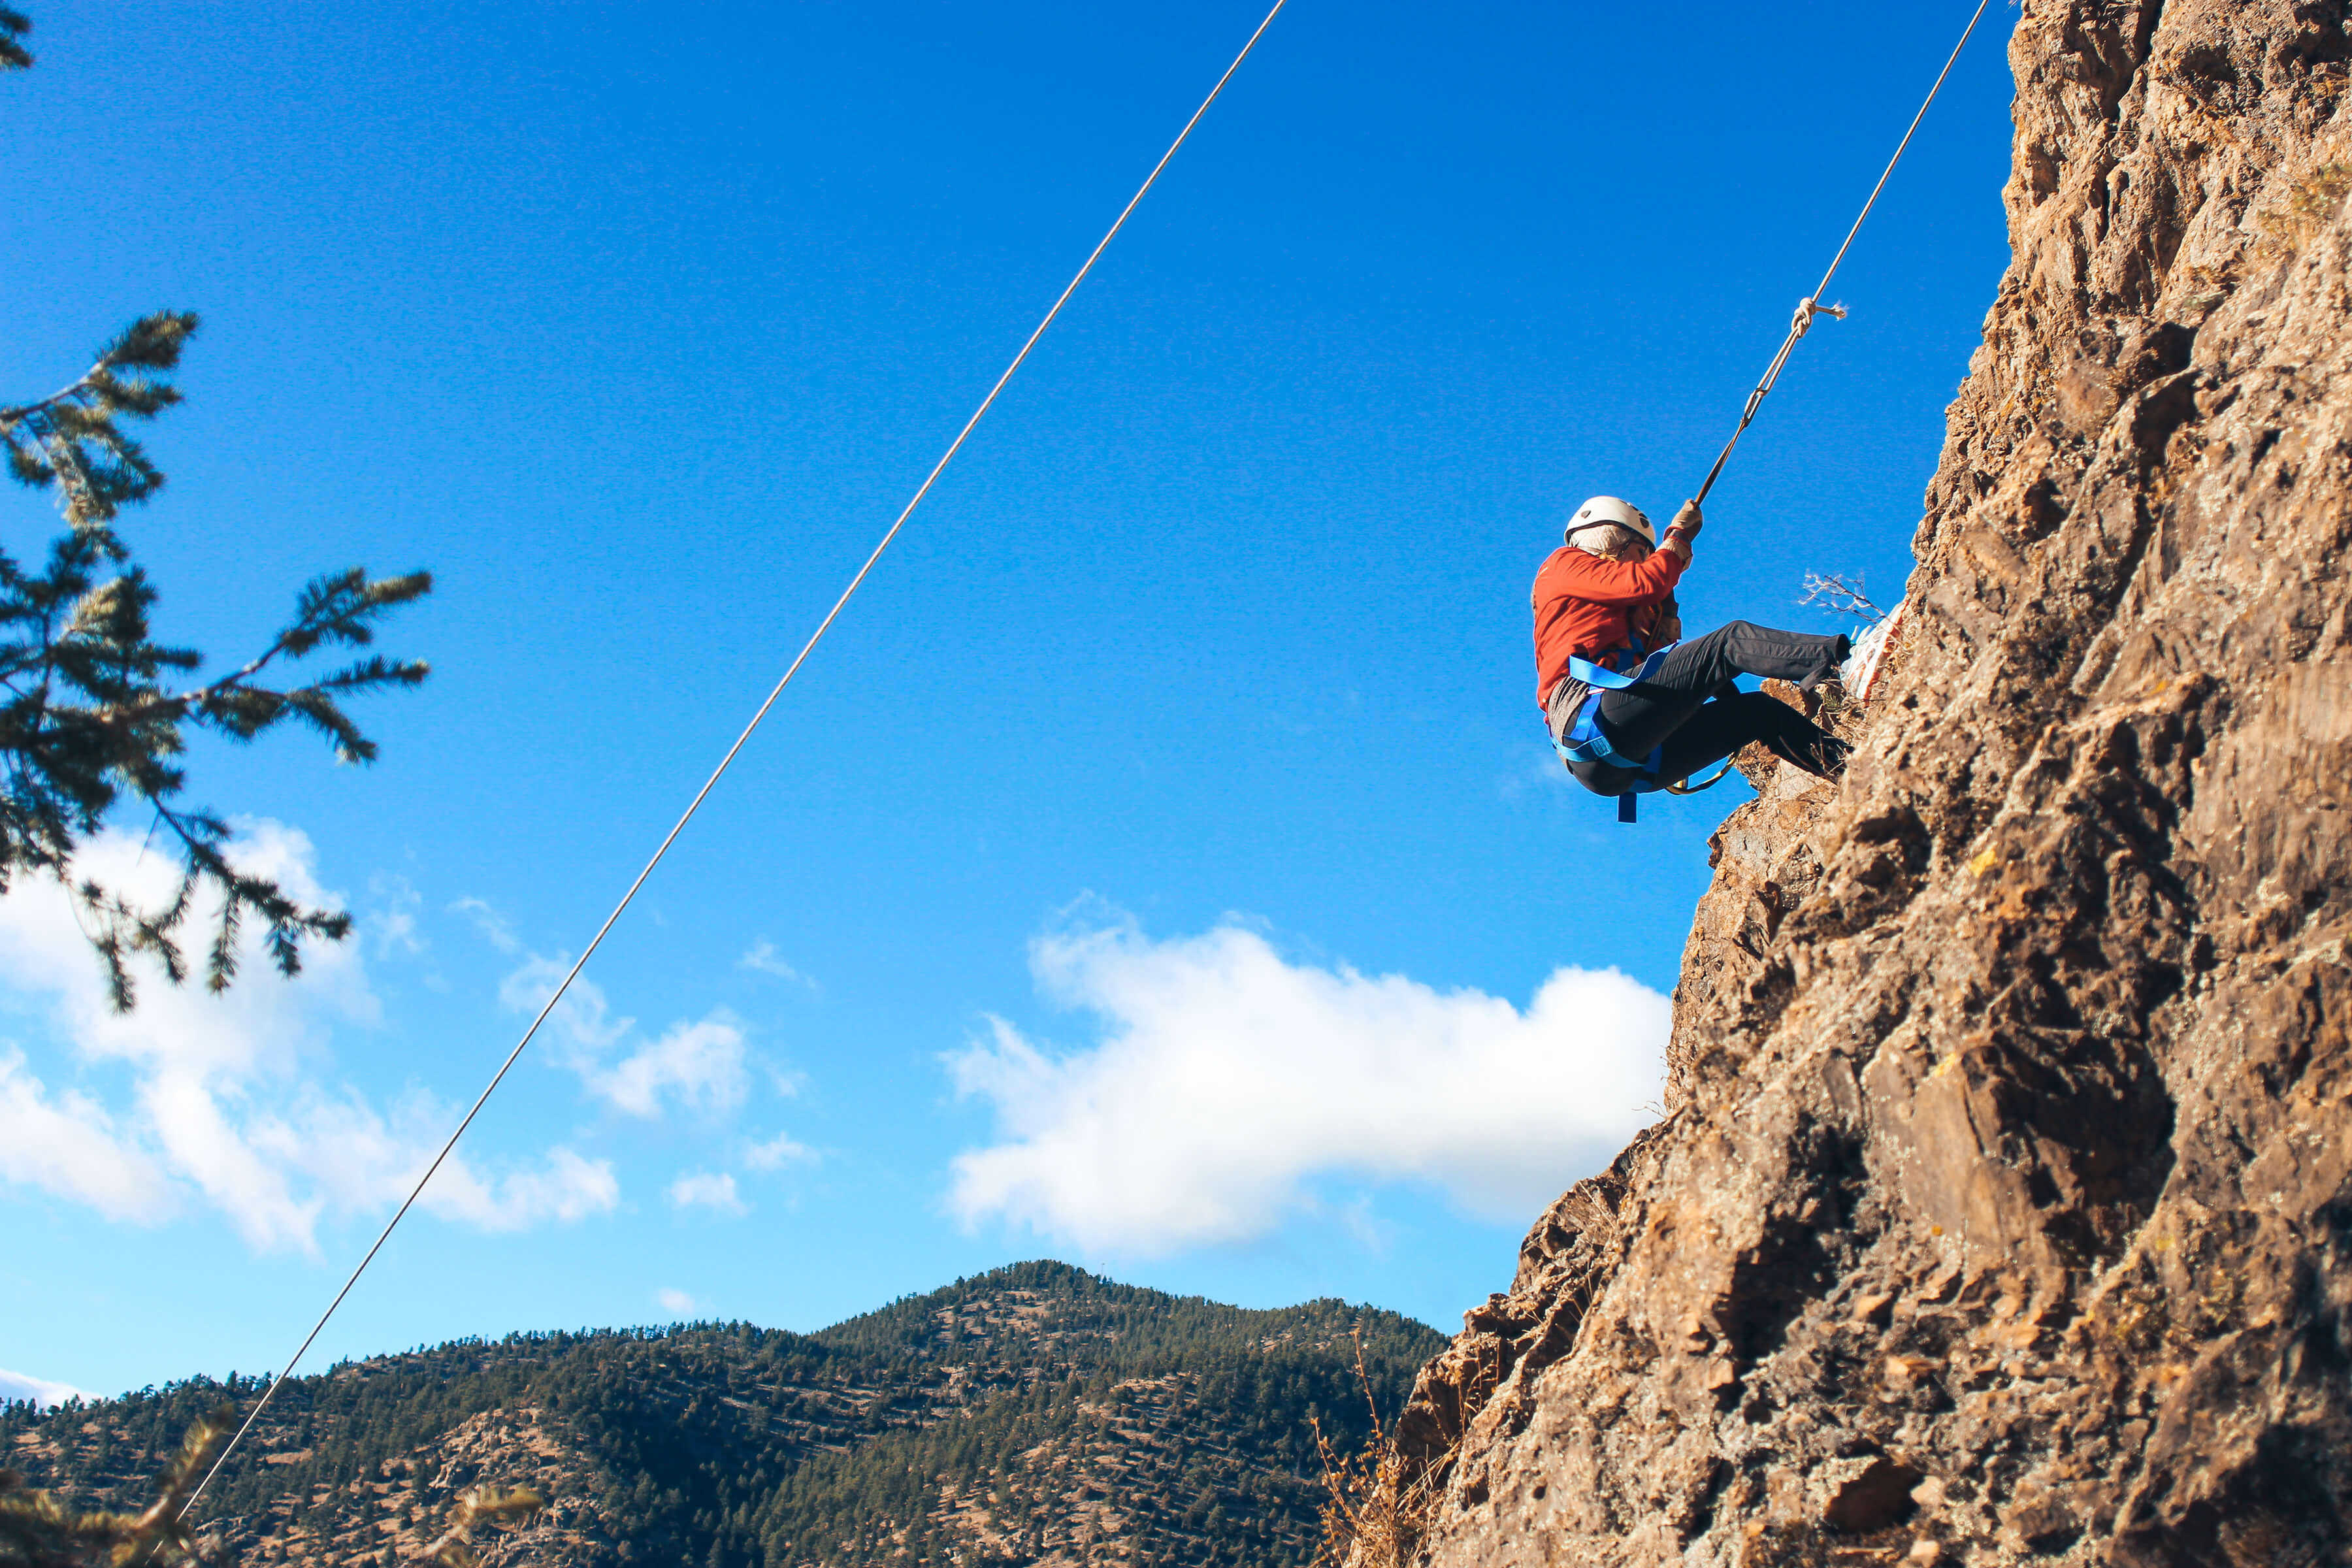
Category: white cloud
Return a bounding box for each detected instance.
[493,955,748,1120]
[496,954,629,1053]
[743,1131,817,1170]
[0,1048,174,1221]
[739,940,817,993]
[421,1147,619,1231]
[238,1086,619,1239]
[655,1287,700,1317]
[596,1017,748,1119]
[0,1366,95,1409]
[367,873,427,958]
[0,825,617,1250]
[667,1170,745,1215]
[450,897,521,955]
[947,915,1668,1254]
[1501,746,1580,800]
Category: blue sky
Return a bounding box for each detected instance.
[0,0,2013,1402]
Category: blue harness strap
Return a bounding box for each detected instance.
[1551,643,1677,823]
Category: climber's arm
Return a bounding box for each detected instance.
[1547,547,1686,606]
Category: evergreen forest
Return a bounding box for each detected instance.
[1,1261,1445,1568]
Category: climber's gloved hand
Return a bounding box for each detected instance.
[1661,498,1701,564]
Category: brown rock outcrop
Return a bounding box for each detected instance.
[1378,2,2352,1563]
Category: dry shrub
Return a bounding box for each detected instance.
[1311,1331,1447,1568]
[1555,1188,1622,1250]
[0,1407,233,1568]
[0,1407,540,1568]
[410,1486,544,1568]
[2257,159,2352,255]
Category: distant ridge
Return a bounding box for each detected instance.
[4,1261,1443,1567]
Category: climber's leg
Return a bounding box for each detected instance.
[1569,691,1848,794]
[1595,621,1846,761]
[1651,691,1849,781]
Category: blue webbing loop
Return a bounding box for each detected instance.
[1565,644,1674,693]
[1550,642,1680,823]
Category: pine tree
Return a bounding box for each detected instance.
[0,18,431,1009]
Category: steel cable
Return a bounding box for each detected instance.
[175,0,1290,1518]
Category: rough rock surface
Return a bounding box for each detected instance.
[1379,2,2352,1563]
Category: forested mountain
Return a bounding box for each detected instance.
[3,1262,1442,1568]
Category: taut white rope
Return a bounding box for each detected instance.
[1692,0,1993,505]
[177,0,1290,1519]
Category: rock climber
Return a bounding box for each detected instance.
[1533,496,1850,811]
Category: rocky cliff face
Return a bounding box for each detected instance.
[1379,3,2352,1562]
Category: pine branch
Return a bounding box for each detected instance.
[0,8,29,72]
[410,1486,543,1568]
[0,313,197,536]
[277,568,433,657]
[146,572,433,759]
[74,869,197,1011]
[0,321,430,1007]
[0,1405,233,1568]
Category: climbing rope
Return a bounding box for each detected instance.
[1691,0,1994,506]
[174,0,1289,1518]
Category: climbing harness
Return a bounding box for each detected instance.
[172,0,1291,1522]
[1554,645,1668,824]
[1552,642,1735,824]
[1691,0,1993,506]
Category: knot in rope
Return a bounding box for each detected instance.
[1791,295,1849,339]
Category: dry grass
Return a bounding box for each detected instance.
[2255,159,2352,255]
[1556,1188,1622,1250]
[1311,1421,1445,1568]
[1311,1332,1448,1568]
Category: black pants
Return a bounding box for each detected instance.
[1553,621,1847,793]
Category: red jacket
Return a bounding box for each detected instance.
[1531,545,1686,709]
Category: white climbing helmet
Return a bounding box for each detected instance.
[1564,495,1657,549]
